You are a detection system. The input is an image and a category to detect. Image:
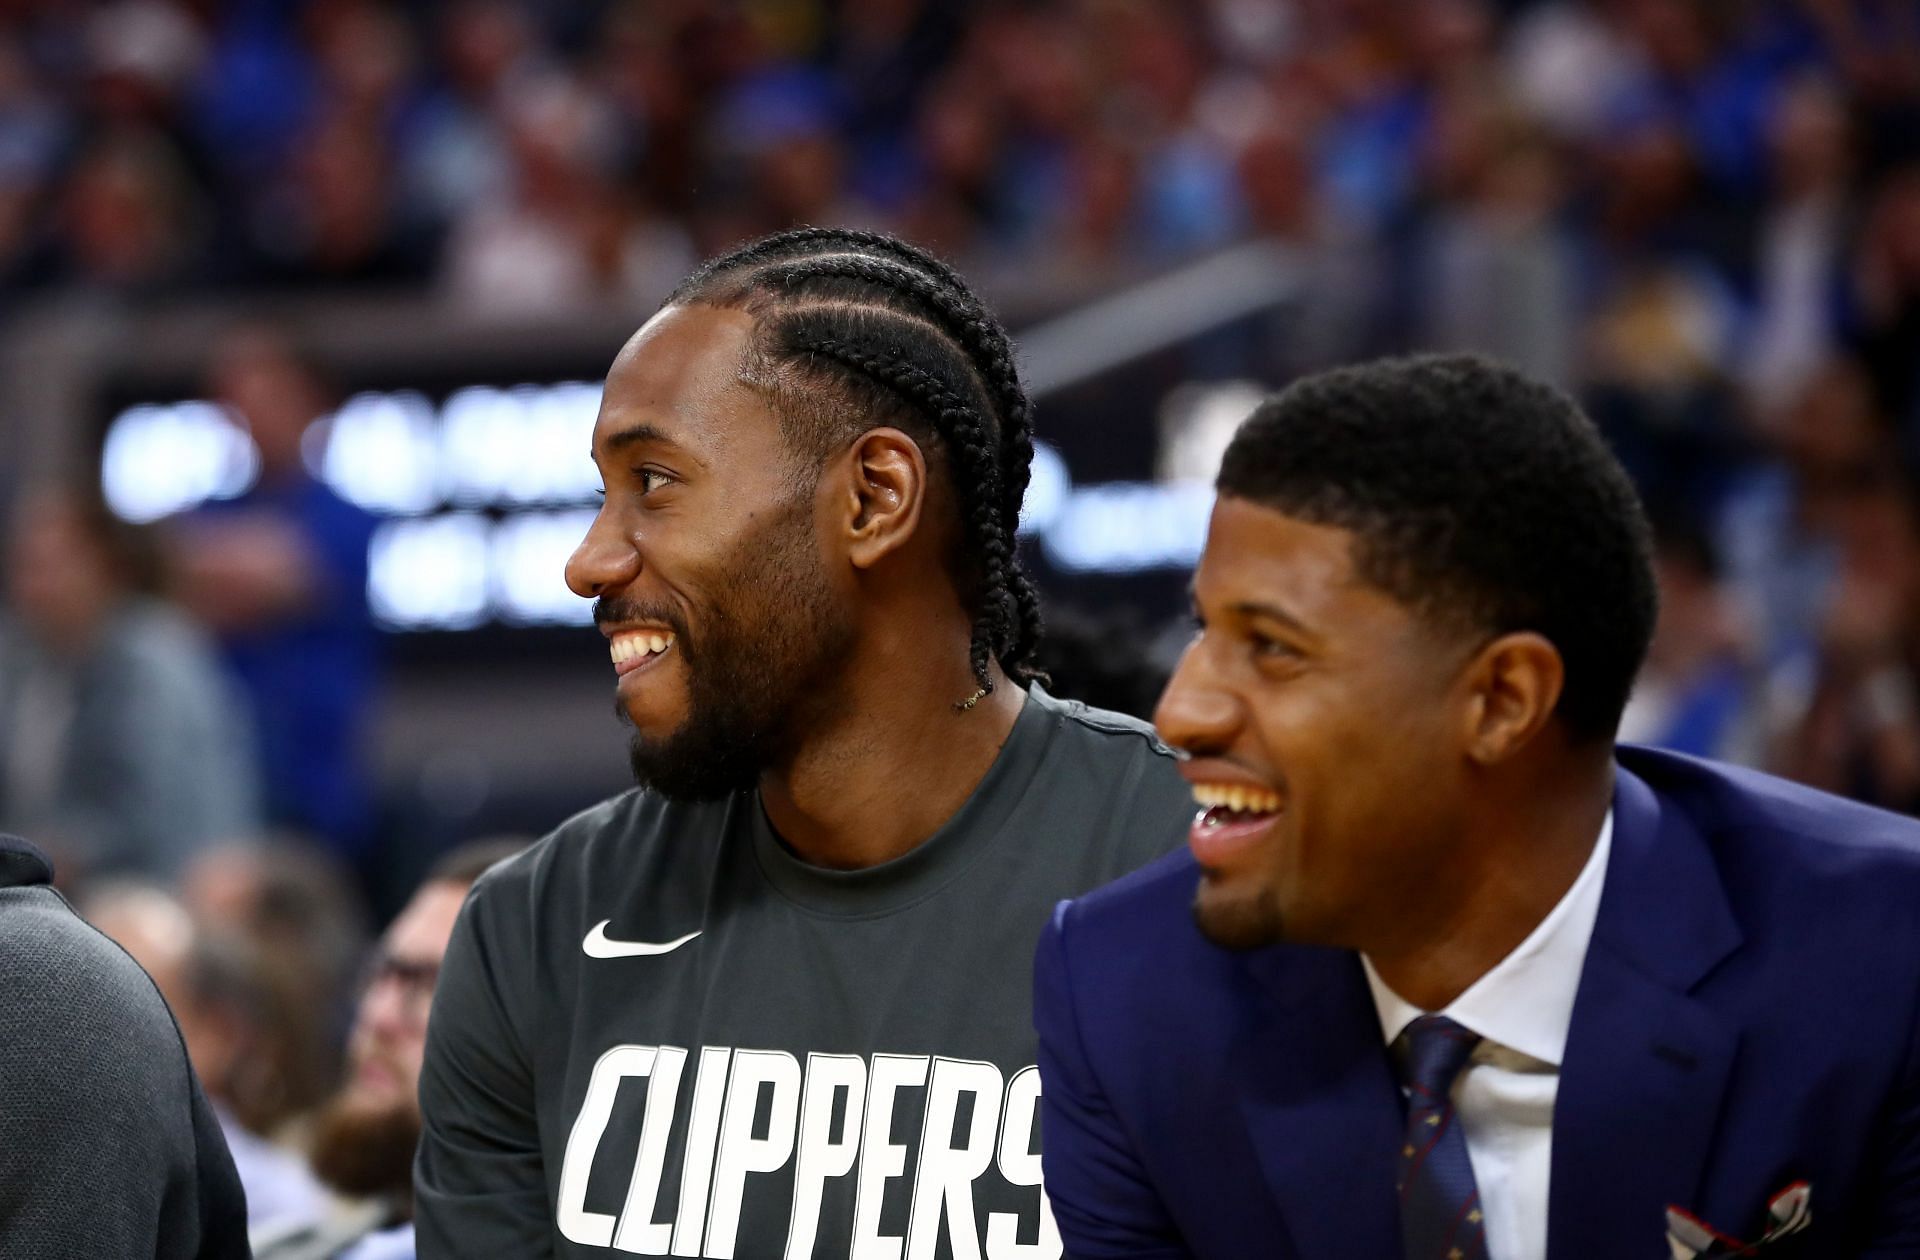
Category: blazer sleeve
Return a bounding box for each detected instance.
[1035,900,1193,1259]
[413,881,553,1259]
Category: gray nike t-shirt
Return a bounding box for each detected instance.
[415,686,1193,1259]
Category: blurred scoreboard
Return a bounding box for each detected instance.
[100,378,1217,632]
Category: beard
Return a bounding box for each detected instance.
[308,1085,421,1202]
[606,491,857,803]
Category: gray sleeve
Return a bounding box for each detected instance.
[414,878,552,1258]
[0,888,251,1259]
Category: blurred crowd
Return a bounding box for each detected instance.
[0,0,1903,318]
[2,0,1920,1244]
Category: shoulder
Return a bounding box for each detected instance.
[1046,848,1209,980]
[1019,687,1193,870]
[0,882,193,1099]
[1620,746,1920,945]
[1028,685,1178,763]
[1038,848,1268,1093]
[1026,687,1189,811]
[1621,745,1920,874]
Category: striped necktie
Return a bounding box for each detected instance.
[1396,1014,1489,1260]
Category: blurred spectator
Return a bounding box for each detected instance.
[398,0,531,226]
[1722,357,1889,666]
[440,72,693,315]
[84,881,332,1237]
[182,837,375,1081]
[54,126,207,294]
[1409,84,1580,385]
[252,836,526,1260]
[167,327,381,862]
[1850,161,1920,430]
[0,0,1899,330]
[1743,72,1853,418]
[1580,264,1752,516]
[1503,0,1643,143]
[1764,437,1920,808]
[0,487,259,880]
[1618,515,1762,764]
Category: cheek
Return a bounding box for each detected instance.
[397,1034,429,1085]
[1257,678,1457,857]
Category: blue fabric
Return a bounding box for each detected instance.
[1035,746,1920,1258]
[192,475,379,855]
[1396,1016,1488,1260]
[1652,659,1751,761]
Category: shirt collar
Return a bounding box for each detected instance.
[1362,810,1613,1067]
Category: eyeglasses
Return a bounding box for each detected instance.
[358,953,441,1026]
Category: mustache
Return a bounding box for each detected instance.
[593,595,690,639]
[349,1041,408,1086]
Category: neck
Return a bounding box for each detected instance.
[757,614,1026,870]
[1363,748,1614,1012]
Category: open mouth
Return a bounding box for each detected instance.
[1187,781,1282,867]
[609,629,676,677]
[1191,781,1282,827]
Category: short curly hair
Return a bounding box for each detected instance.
[1217,353,1657,742]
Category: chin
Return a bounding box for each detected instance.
[620,698,688,737]
[1191,877,1288,952]
[344,1080,406,1114]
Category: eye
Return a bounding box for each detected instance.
[636,467,675,495]
[1249,631,1299,661]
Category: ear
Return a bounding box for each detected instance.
[1459,631,1565,765]
[837,427,928,571]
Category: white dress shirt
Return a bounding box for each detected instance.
[1363,813,1613,1260]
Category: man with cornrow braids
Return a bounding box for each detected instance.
[415,228,1191,1258]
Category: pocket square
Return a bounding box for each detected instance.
[1666,1182,1811,1258]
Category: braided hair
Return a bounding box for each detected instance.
[666,227,1044,703]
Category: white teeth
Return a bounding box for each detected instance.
[1190,782,1282,815]
[609,631,676,666]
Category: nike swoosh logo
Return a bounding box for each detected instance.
[582,921,701,959]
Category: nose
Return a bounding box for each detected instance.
[358,976,411,1041]
[1154,637,1243,758]
[565,506,641,599]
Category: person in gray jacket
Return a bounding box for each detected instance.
[0,488,259,880]
[0,831,250,1257]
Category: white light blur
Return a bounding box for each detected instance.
[103,378,1222,631]
[1042,480,1215,574]
[492,510,597,626]
[1156,378,1265,483]
[367,513,491,631]
[439,381,603,507]
[100,401,260,522]
[318,390,441,514]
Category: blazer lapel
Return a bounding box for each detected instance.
[1233,947,1404,1260]
[1548,757,1743,1259]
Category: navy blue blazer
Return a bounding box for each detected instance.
[1035,747,1920,1257]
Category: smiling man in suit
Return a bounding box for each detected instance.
[1035,353,1920,1259]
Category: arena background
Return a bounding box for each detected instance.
[0,0,1917,1183]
